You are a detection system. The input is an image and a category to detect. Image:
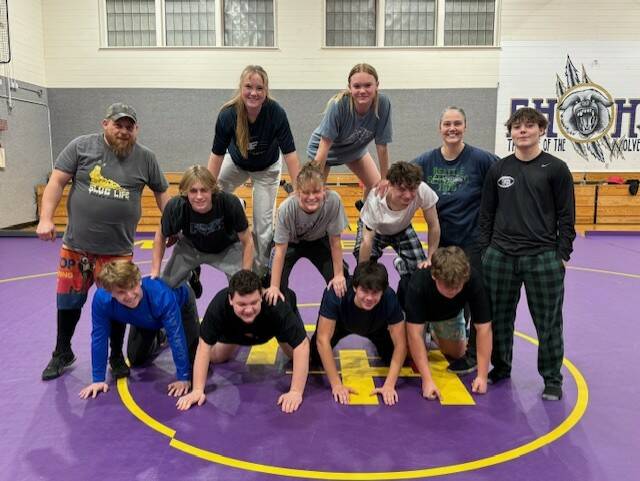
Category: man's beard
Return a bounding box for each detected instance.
[105,131,136,158]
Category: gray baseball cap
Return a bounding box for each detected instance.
[105,102,138,123]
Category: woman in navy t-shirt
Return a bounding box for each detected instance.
[208,65,301,274]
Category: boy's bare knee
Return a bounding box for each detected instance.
[438,340,466,359]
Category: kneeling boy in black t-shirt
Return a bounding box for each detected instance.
[176,270,309,413]
[403,246,492,399]
[311,261,406,406]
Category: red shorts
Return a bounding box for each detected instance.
[56,247,132,310]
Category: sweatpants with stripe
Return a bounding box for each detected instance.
[482,247,566,387]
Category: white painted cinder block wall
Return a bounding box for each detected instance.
[8,0,640,89]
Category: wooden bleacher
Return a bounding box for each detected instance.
[572,172,640,232]
[36,173,366,234]
[36,171,640,234]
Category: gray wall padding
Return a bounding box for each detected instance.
[48,88,498,173]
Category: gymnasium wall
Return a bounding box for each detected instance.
[4,0,640,228]
[501,0,640,41]
[0,0,50,228]
[42,0,500,173]
[41,0,500,89]
[4,0,46,85]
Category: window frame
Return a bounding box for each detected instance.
[99,0,278,49]
[323,0,500,49]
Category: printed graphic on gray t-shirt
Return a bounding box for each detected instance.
[56,133,168,254]
[274,190,348,244]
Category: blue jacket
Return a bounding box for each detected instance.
[91,278,191,382]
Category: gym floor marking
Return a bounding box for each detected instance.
[116,330,589,480]
[248,306,474,406]
[5,263,640,285]
[5,234,634,481]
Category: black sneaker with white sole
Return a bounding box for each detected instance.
[542,385,563,401]
[42,351,76,381]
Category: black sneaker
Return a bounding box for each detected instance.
[109,354,130,379]
[189,268,203,299]
[447,355,478,375]
[355,199,364,211]
[487,369,510,385]
[41,351,76,381]
[542,385,563,401]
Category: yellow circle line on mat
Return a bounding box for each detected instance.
[117,330,589,480]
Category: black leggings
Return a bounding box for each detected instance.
[279,236,349,291]
[55,308,125,357]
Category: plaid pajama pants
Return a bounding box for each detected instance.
[353,220,426,276]
[482,247,566,387]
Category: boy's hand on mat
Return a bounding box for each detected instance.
[176,390,206,411]
[277,390,303,413]
[264,286,284,306]
[332,384,357,405]
[421,380,440,401]
[167,380,191,397]
[327,275,347,297]
[371,385,398,406]
[471,376,488,394]
[79,382,109,400]
[36,220,57,241]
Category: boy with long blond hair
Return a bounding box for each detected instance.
[151,165,253,297]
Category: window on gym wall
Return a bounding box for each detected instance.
[444,0,495,46]
[165,0,216,46]
[105,0,156,47]
[324,0,498,47]
[103,0,275,47]
[326,0,376,47]
[224,0,274,46]
[384,0,436,47]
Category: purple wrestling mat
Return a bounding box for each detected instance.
[0,234,638,481]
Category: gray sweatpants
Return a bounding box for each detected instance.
[162,236,244,288]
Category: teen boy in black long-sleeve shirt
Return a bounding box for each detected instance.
[478,107,575,401]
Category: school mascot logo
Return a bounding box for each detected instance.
[558,87,613,139]
[555,56,622,163]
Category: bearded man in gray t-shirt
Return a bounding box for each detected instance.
[37,103,170,381]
